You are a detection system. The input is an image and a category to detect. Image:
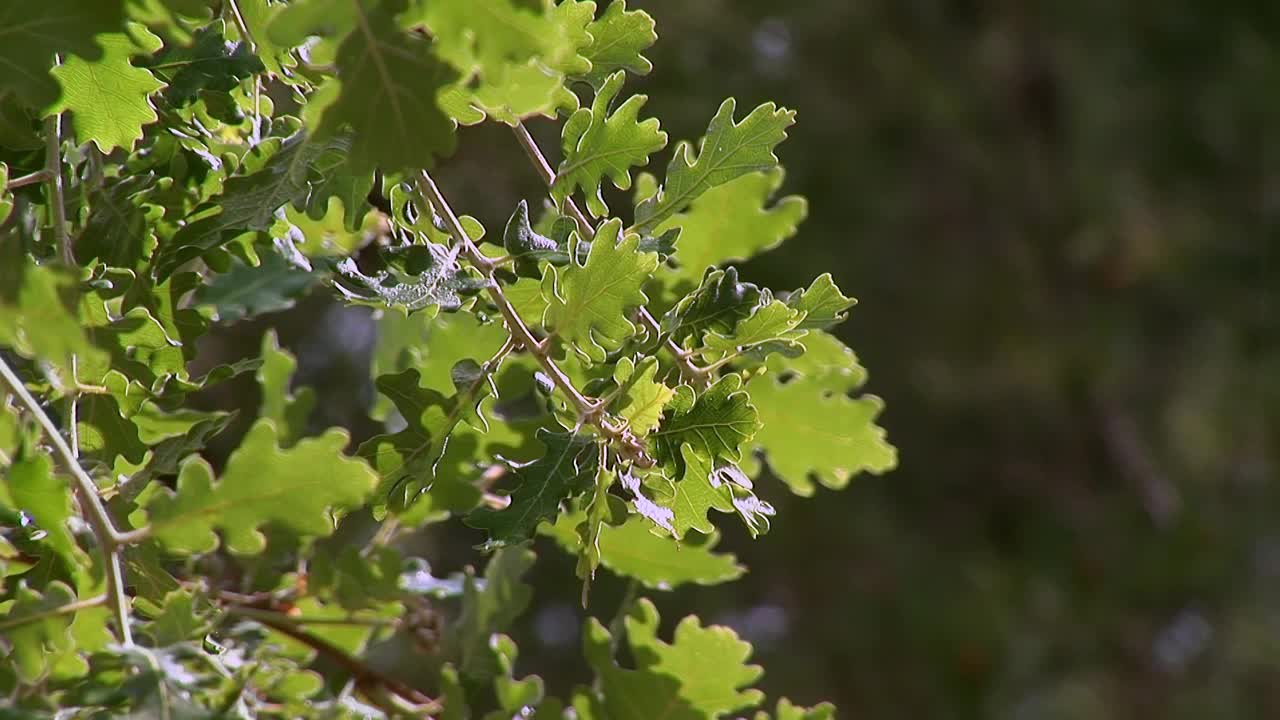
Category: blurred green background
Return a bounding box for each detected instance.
[206,1,1280,716]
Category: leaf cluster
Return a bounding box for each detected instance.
[0,1,892,717]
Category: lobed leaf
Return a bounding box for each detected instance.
[786,273,856,329]
[47,28,165,153]
[634,99,796,233]
[145,420,377,554]
[553,71,667,218]
[542,218,659,362]
[643,169,807,287]
[302,0,458,173]
[748,331,896,495]
[465,430,599,548]
[0,0,127,107]
[652,374,760,470]
[574,0,657,89]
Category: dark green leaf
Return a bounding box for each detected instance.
[466,430,599,548]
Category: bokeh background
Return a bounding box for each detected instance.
[202,1,1280,717]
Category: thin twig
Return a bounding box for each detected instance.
[0,356,135,645]
[5,169,52,190]
[230,605,439,715]
[225,0,257,53]
[0,593,106,633]
[415,170,653,467]
[44,111,72,266]
[510,122,711,387]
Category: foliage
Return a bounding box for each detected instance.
[0,1,893,717]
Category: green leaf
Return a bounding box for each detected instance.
[646,443,773,540]
[648,169,806,286]
[634,99,796,233]
[303,0,458,173]
[542,218,659,362]
[309,545,402,611]
[232,0,299,78]
[786,273,855,329]
[146,26,263,107]
[611,356,674,437]
[581,616,698,720]
[75,173,161,268]
[702,297,807,363]
[143,589,213,646]
[371,308,511,412]
[490,634,557,717]
[0,0,128,108]
[196,250,324,323]
[556,512,744,590]
[265,0,361,48]
[1,582,78,683]
[358,367,489,513]
[755,699,838,720]
[502,202,673,275]
[451,546,534,681]
[255,330,315,447]
[5,452,82,579]
[503,199,561,263]
[418,0,557,75]
[581,598,761,718]
[663,267,762,348]
[747,331,896,495]
[0,164,12,225]
[652,374,759,469]
[410,0,590,123]
[0,259,108,374]
[575,0,656,89]
[465,430,599,548]
[76,390,148,466]
[553,71,666,218]
[624,599,764,716]
[47,28,165,153]
[145,419,377,554]
[157,132,354,278]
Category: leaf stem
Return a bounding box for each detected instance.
[510,122,711,388]
[228,604,439,715]
[414,175,573,397]
[44,111,72,266]
[0,593,106,633]
[0,355,135,645]
[225,0,257,53]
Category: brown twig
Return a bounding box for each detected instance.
[510,122,711,388]
[0,357,136,645]
[227,604,439,715]
[415,170,653,467]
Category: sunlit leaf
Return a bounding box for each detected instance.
[634,99,795,233]
[553,71,666,218]
[145,420,377,554]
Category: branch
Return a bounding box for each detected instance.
[44,111,72,266]
[0,594,106,633]
[415,170,653,467]
[0,355,134,645]
[225,604,439,716]
[5,169,53,190]
[510,122,711,388]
